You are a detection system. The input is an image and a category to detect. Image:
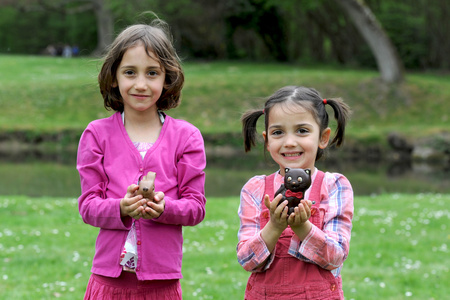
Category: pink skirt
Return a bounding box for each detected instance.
[84,272,182,300]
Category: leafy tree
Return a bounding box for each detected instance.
[224,0,288,61]
[0,0,111,55]
[1,0,449,74]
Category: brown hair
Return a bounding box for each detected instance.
[241,86,351,161]
[98,18,184,112]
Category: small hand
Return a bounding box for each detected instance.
[264,194,289,232]
[288,199,313,228]
[141,191,165,219]
[120,184,146,219]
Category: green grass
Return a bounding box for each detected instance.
[0,194,448,299]
[1,55,449,140]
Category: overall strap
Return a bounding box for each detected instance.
[264,173,276,200]
[309,170,325,229]
[260,173,277,229]
[310,170,325,204]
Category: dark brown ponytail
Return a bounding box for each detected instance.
[241,109,264,152]
[323,97,351,148]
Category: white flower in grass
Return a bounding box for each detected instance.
[192,288,202,297]
[72,251,80,262]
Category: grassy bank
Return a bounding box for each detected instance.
[0,195,448,299]
[1,55,449,143]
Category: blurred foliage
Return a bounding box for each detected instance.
[0,0,449,70]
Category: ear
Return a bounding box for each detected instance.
[112,80,118,88]
[262,131,268,149]
[305,169,311,174]
[319,128,331,149]
[285,167,290,173]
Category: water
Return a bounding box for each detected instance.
[0,151,448,198]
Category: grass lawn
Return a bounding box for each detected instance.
[0,194,448,299]
[1,55,448,299]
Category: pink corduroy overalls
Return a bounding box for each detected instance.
[244,171,344,300]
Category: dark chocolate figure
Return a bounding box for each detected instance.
[275,168,312,215]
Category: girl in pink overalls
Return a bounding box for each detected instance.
[238,86,354,299]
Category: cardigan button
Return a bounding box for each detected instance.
[139,168,143,172]
[311,208,316,216]
[247,283,252,291]
[137,241,141,245]
[330,284,336,291]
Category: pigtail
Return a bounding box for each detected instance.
[324,97,352,147]
[241,109,264,152]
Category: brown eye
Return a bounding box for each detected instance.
[298,177,302,182]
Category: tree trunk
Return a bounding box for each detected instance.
[334,0,404,83]
[91,0,114,56]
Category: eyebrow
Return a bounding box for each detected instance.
[119,64,162,69]
[268,122,312,129]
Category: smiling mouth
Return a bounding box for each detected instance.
[132,94,151,100]
[283,153,302,157]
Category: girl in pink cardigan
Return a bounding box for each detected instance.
[77,18,206,300]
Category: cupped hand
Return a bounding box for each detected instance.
[288,199,313,227]
[264,193,289,232]
[120,184,146,219]
[141,191,165,219]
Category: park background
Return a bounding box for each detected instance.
[0,0,449,299]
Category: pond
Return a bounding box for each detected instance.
[0,150,448,198]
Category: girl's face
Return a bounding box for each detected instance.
[114,44,166,114]
[263,103,331,176]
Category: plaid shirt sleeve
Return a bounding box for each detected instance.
[288,172,354,277]
[236,175,276,272]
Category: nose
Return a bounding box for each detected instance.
[284,133,298,147]
[135,75,148,90]
[143,187,149,192]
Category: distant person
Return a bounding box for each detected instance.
[63,45,72,58]
[237,86,354,299]
[72,45,79,56]
[45,45,57,56]
[55,44,63,56]
[76,17,206,299]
